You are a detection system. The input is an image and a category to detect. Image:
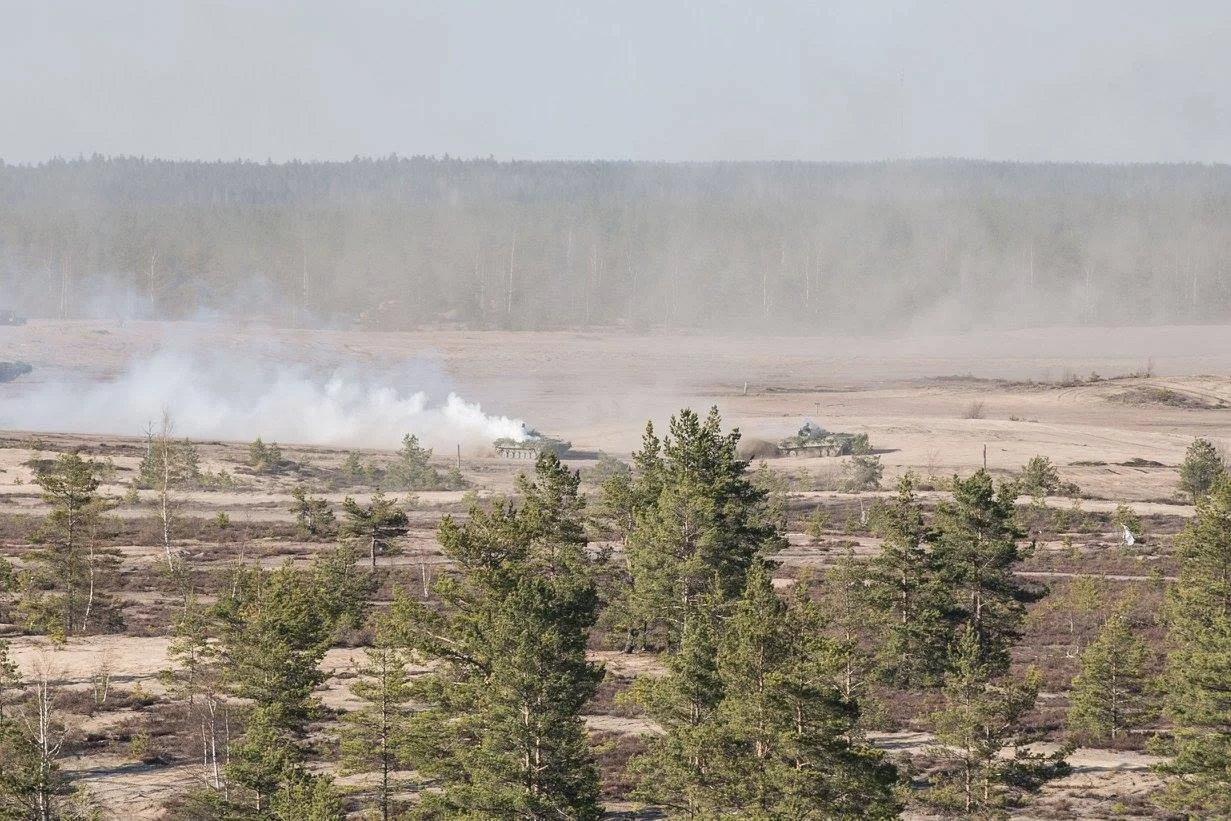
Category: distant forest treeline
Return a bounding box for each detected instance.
[2,156,1230,331]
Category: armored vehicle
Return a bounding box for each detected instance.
[494,426,572,460]
[0,310,26,326]
[0,362,32,383]
[776,421,868,457]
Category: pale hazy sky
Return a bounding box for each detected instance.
[2,0,1228,164]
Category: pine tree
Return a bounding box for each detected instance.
[1017,455,1064,499]
[340,492,410,568]
[1067,611,1153,742]
[309,544,376,632]
[166,559,357,815]
[714,563,899,819]
[595,423,666,650]
[931,470,1037,674]
[927,627,1069,816]
[393,452,602,819]
[161,596,230,791]
[289,486,337,538]
[216,563,335,733]
[22,453,121,639]
[841,454,883,492]
[339,643,414,821]
[1153,475,1231,814]
[614,408,784,651]
[816,551,877,704]
[864,474,952,688]
[1177,437,1226,502]
[631,565,900,818]
[387,433,442,490]
[226,705,301,814]
[626,594,726,816]
[269,771,344,821]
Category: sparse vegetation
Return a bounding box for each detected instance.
[0,397,1218,817]
[247,437,285,474]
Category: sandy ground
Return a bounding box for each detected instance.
[4,320,1229,502]
[1,320,1227,817]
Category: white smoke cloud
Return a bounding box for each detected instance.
[0,348,526,449]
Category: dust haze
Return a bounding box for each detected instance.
[3,4,1231,819]
[0,339,525,449]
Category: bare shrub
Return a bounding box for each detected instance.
[964,400,986,419]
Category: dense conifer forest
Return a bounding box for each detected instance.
[3,157,1230,331]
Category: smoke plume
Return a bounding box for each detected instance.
[0,348,526,449]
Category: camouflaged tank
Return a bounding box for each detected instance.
[493,427,572,460]
[776,421,868,457]
[0,362,32,383]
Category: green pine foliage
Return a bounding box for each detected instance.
[163,556,372,815]
[1017,455,1062,498]
[815,551,878,705]
[387,433,459,490]
[20,453,122,639]
[310,545,377,632]
[930,470,1037,675]
[225,705,302,814]
[631,563,901,819]
[1067,611,1153,742]
[215,564,338,733]
[609,407,785,652]
[865,475,953,688]
[624,593,726,816]
[926,627,1070,815]
[137,435,200,489]
[598,422,666,543]
[339,642,415,821]
[1153,475,1231,814]
[391,452,603,819]
[1177,437,1226,502]
[841,454,883,492]
[269,774,345,821]
[289,486,337,538]
[248,437,285,475]
[340,492,410,568]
